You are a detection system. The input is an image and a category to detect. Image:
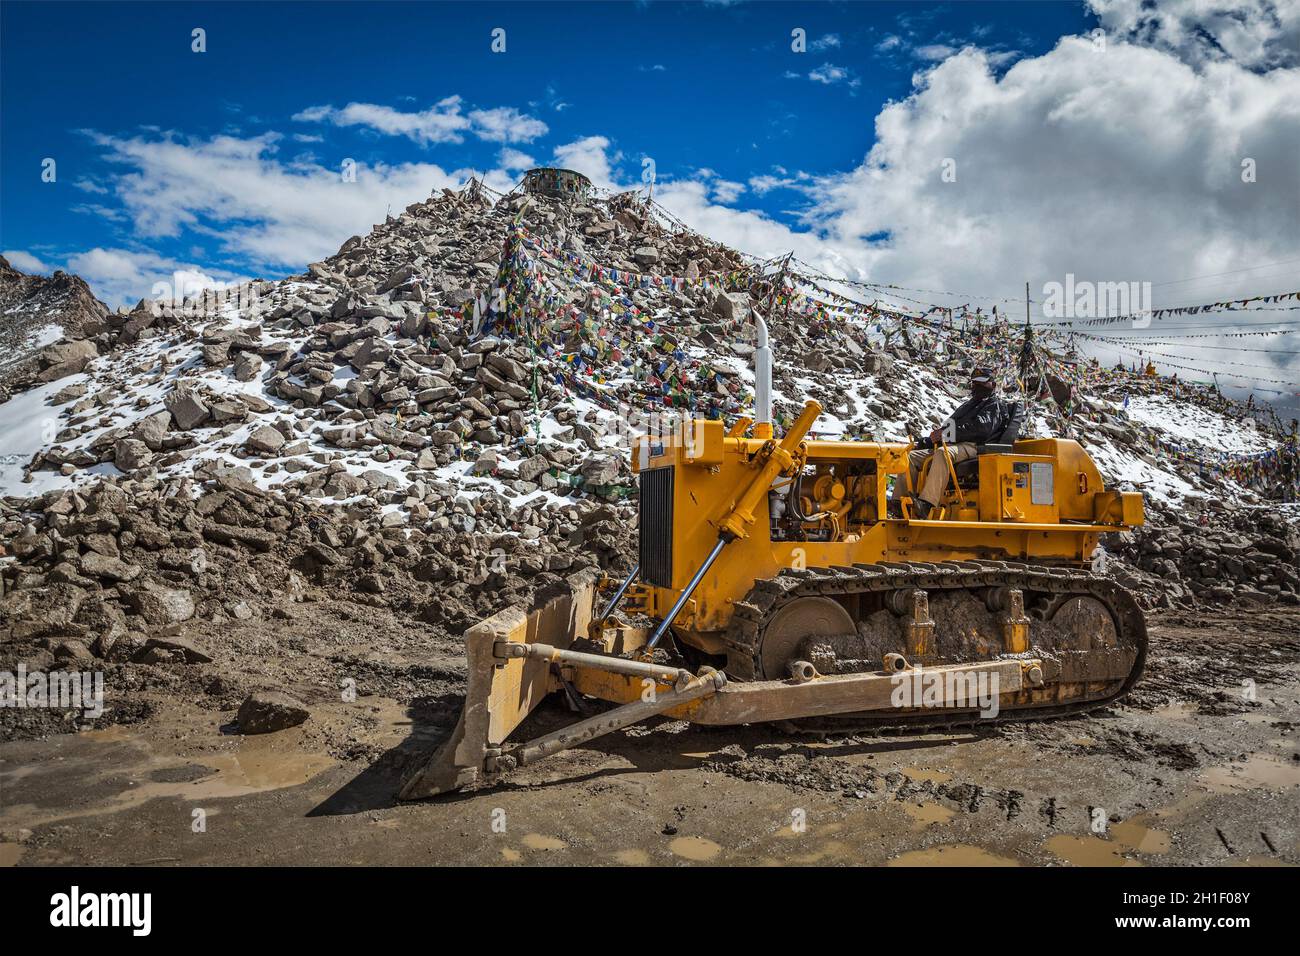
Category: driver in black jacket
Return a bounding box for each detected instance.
[902,368,1005,519]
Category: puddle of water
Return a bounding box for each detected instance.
[1110,818,1171,854]
[0,844,25,867]
[79,725,133,743]
[901,767,952,784]
[1044,812,1169,866]
[902,802,957,829]
[1200,754,1300,794]
[191,747,334,796]
[520,833,566,851]
[887,844,1019,867]
[1154,701,1195,720]
[612,849,650,865]
[668,836,722,861]
[1045,835,1143,867]
[0,726,335,830]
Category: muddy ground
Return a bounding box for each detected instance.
[1,604,1297,867]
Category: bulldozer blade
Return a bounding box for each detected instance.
[398,569,601,800]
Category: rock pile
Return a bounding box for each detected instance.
[0,469,630,679]
[1106,502,1300,610]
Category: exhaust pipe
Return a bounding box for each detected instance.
[754,313,773,440]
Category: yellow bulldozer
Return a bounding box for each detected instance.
[400,320,1147,799]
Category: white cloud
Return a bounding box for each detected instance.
[498,147,536,172]
[691,168,746,204]
[65,247,250,309]
[467,106,549,143]
[1089,0,1300,69]
[654,179,855,273]
[86,130,466,267]
[551,136,623,190]
[73,178,108,194]
[748,173,800,194]
[293,96,547,145]
[710,180,746,204]
[808,62,856,85]
[799,35,1300,324]
[810,33,841,51]
[914,44,957,61]
[986,50,1022,68]
[71,203,128,222]
[3,250,50,273]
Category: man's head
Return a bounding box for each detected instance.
[970,368,997,398]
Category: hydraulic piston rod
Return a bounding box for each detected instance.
[645,536,730,651]
[594,562,639,626]
[495,640,690,684]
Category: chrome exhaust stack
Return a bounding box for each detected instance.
[754,313,774,439]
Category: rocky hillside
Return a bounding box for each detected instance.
[0,255,111,397]
[1,179,1297,685]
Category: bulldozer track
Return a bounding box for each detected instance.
[720,559,1148,731]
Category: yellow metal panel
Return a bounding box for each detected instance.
[977,454,1058,523]
[1093,490,1145,526]
[1014,438,1104,521]
[682,418,724,466]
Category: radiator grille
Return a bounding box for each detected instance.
[639,467,674,588]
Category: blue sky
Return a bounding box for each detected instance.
[2,1,1092,296]
[2,0,1298,401]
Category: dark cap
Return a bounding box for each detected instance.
[970,368,996,386]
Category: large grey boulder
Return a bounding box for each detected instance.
[37,339,98,381]
[246,425,286,455]
[164,384,211,430]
